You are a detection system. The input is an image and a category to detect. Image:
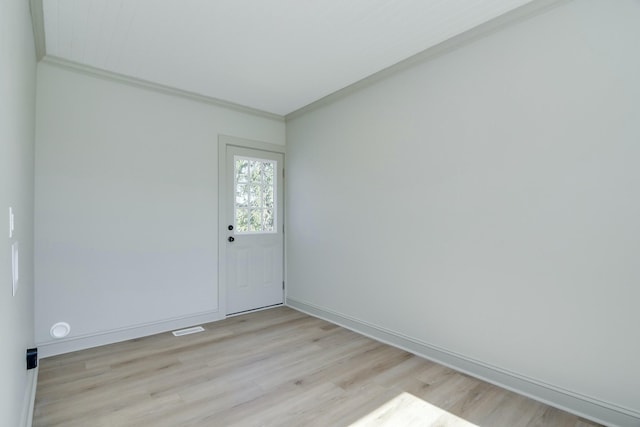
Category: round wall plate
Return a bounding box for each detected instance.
[50,322,71,339]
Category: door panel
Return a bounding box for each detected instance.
[225,146,284,315]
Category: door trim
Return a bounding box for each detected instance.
[218,135,286,317]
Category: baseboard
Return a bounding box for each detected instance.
[287,297,640,427]
[37,309,225,358]
[21,366,38,427]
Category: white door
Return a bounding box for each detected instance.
[224,145,284,315]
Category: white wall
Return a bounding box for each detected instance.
[34,62,285,349]
[286,0,640,421]
[0,0,37,425]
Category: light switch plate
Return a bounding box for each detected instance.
[9,207,14,238]
[12,241,19,296]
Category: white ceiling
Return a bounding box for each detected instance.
[42,0,534,116]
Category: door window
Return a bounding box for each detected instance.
[234,156,277,233]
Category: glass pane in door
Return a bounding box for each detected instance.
[234,156,277,233]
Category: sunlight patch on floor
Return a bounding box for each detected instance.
[349,392,479,427]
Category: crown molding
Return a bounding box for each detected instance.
[29,0,569,122]
[28,0,282,120]
[285,0,571,121]
[39,56,285,122]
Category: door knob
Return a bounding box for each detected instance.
[228,225,234,231]
[228,236,235,242]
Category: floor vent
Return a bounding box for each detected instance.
[172,326,205,337]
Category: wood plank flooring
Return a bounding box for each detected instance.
[34,307,601,427]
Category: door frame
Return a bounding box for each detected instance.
[218,134,286,317]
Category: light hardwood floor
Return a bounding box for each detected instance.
[34,307,601,427]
